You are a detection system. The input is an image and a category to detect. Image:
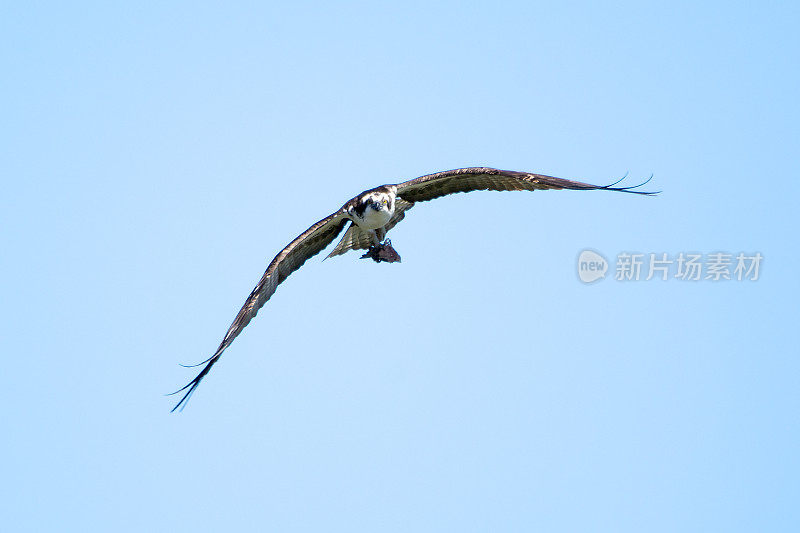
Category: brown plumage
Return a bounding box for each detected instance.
[170,167,655,411]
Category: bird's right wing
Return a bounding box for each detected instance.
[170,211,349,411]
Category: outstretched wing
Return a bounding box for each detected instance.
[395,167,656,203]
[171,212,349,411]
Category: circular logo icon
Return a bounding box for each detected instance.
[577,249,608,283]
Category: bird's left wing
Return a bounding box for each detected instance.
[170,211,349,411]
[395,167,656,203]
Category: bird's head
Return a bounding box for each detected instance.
[369,197,390,211]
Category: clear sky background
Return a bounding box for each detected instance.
[2,2,798,531]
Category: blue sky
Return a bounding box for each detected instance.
[2,1,798,531]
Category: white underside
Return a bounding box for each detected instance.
[354,206,393,230]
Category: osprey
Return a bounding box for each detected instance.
[171,167,655,410]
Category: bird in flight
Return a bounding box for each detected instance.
[171,167,656,411]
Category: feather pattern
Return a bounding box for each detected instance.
[325,222,375,259]
[396,167,656,203]
[170,212,348,411]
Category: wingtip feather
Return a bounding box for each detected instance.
[598,173,658,195]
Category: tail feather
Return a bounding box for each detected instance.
[324,222,374,260]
